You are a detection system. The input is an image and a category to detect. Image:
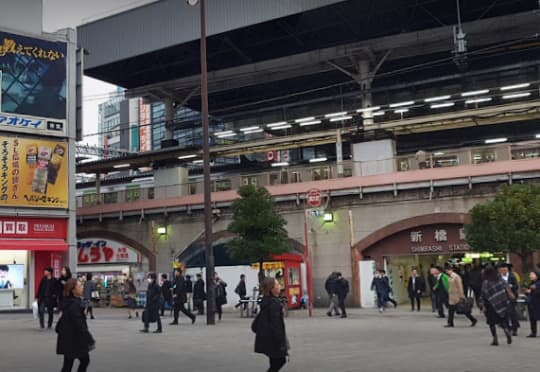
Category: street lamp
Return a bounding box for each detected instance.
[188,0,216,325]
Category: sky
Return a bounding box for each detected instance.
[42,0,157,145]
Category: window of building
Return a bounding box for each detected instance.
[188,183,198,195]
[290,171,301,183]
[242,176,258,186]
[398,158,410,171]
[433,155,458,168]
[288,267,301,286]
[147,188,155,200]
[281,171,289,184]
[343,168,353,177]
[269,173,280,185]
[103,192,118,204]
[511,147,540,160]
[82,192,97,207]
[214,179,232,191]
[472,149,497,164]
[312,167,331,180]
[125,186,141,202]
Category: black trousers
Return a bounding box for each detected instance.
[448,305,476,325]
[61,354,90,372]
[160,298,173,316]
[508,302,520,331]
[193,298,205,315]
[410,294,421,311]
[216,303,223,320]
[173,302,195,322]
[529,305,537,335]
[38,301,54,328]
[435,293,447,317]
[338,296,347,316]
[268,357,286,372]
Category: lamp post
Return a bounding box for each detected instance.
[188,0,215,325]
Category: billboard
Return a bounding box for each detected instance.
[0,30,67,136]
[0,135,68,208]
[139,100,152,152]
[77,238,140,265]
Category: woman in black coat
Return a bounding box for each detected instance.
[56,279,95,372]
[254,277,289,372]
[526,271,540,337]
[58,266,72,311]
[141,272,162,333]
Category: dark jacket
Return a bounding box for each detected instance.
[185,278,193,294]
[56,297,95,358]
[146,282,161,312]
[325,273,339,295]
[254,296,288,358]
[215,280,228,305]
[335,278,349,300]
[407,276,426,297]
[161,279,172,301]
[193,278,206,300]
[503,272,519,299]
[235,280,247,298]
[371,277,391,297]
[37,277,59,306]
[172,276,187,304]
[528,279,540,320]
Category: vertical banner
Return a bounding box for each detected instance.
[139,100,152,152]
[51,254,62,279]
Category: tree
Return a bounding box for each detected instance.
[227,185,289,286]
[465,184,540,272]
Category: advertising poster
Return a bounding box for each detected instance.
[0,30,67,120]
[77,239,140,265]
[0,135,68,208]
[0,264,25,289]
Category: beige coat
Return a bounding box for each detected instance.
[448,272,465,305]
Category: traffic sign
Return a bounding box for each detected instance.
[306,188,322,208]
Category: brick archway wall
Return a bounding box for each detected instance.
[77,230,156,271]
[350,212,470,307]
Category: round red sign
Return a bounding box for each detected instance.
[307,188,322,208]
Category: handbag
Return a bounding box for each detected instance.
[455,297,473,314]
[91,290,100,300]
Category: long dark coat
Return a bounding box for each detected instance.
[172,276,187,304]
[254,296,288,358]
[528,279,540,320]
[56,297,95,358]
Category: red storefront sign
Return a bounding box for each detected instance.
[77,239,139,265]
[0,217,67,239]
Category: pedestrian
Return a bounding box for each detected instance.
[498,263,520,336]
[58,266,72,311]
[431,266,449,319]
[170,269,196,325]
[215,273,228,321]
[253,276,289,372]
[83,274,97,320]
[371,270,392,313]
[37,266,59,329]
[469,264,483,307]
[480,266,512,346]
[407,268,426,311]
[381,270,398,308]
[234,274,248,312]
[335,272,349,318]
[428,267,437,312]
[525,271,540,337]
[444,266,477,328]
[160,273,173,317]
[124,277,138,319]
[193,273,206,315]
[141,272,162,333]
[185,275,194,312]
[56,279,95,372]
[325,272,341,317]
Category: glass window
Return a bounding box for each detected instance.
[433,155,458,168]
[82,192,97,207]
[215,179,232,191]
[288,267,300,286]
[472,150,496,164]
[188,183,198,195]
[242,176,258,186]
[511,148,540,160]
[312,167,330,180]
[103,192,118,204]
[269,173,280,185]
[398,159,410,171]
[343,168,353,177]
[126,186,141,202]
[147,188,155,200]
[290,172,301,183]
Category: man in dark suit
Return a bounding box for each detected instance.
[170,269,196,325]
[430,266,448,318]
[408,269,426,311]
[193,273,206,315]
[37,267,59,329]
[499,263,520,336]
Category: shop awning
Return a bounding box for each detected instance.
[0,239,68,251]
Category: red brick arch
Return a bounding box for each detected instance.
[77,230,156,271]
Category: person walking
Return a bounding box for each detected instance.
[431,266,449,318]
[170,269,196,325]
[124,277,138,319]
[525,271,540,337]
[215,273,228,321]
[141,273,162,333]
[469,264,483,307]
[408,269,426,311]
[185,275,194,312]
[56,279,95,372]
[58,266,72,311]
[480,266,512,346]
[381,271,398,308]
[193,273,206,315]
[234,274,248,312]
[428,267,437,312]
[498,263,520,336]
[445,266,477,328]
[160,273,173,317]
[371,270,392,313]
[37,266,59,329]
[83,274,97,320]
[325,272,341,317]
[335,273,349,318]
[253,277,289,372]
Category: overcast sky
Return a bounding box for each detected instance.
[42,0,157,145]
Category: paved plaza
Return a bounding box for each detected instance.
[1,307,538,372]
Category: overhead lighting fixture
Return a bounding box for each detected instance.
[424,95,451,102]
[325,112,347,118]
[394,109,409,114]
[485,138,507,144]
[461,89,489,97]
[243,128,264,134]
[430,102,455,109]
[113,163,130,169]
[372,111,385,117]
[465,97,492,104]
[389,101,415,108]
[178,154,197,160]
[500,83,530,91]
[157,226,167,235]
[271,162,289,167]
[535,134,540,139]
[434,152,445,156]
[329,116,352,122]
[357,106,381,113]
[216,132,237,138]
[192,160,204,164]
[266,121,288,128]
[299,120,322,127]
[502,92,531,100]
[215,130,234,136]
[270,124,292,130]
[295,117,316,123]
[240,126,260,132]
[309,157,327,163]
[323,212,334,223]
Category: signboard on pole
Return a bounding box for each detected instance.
[306,188,322,208]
